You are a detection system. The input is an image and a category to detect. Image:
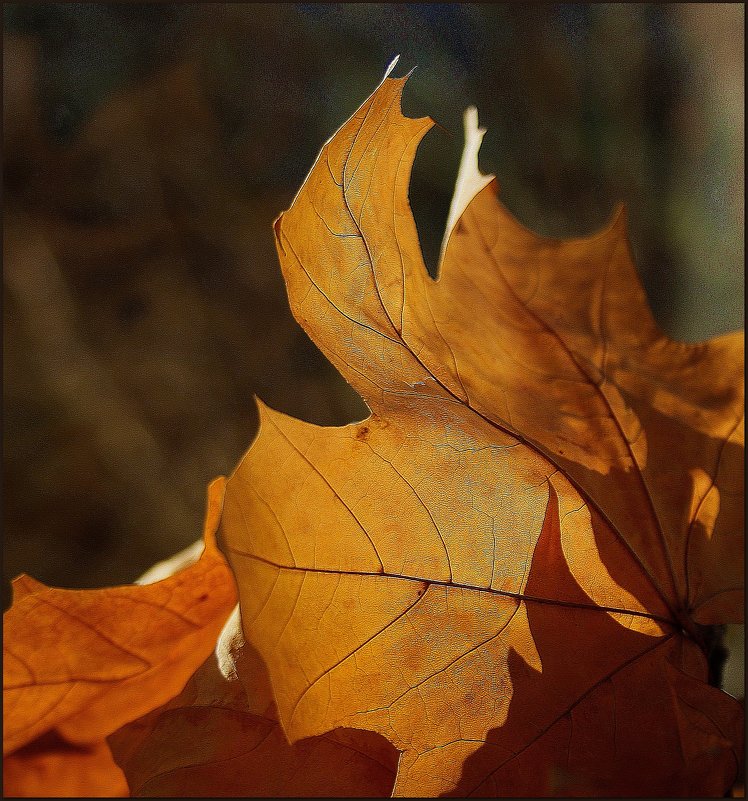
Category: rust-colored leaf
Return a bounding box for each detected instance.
[109,607,398,796]
[220,63,744,796]
[3,734,128,798]
[3,478,237,797]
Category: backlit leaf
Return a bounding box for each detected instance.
[3,478,236,796]
[220,64,744,796]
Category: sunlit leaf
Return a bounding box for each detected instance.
[3,478,236,796]
[220,63,744,796]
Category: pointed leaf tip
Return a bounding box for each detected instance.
[384,55,400,79]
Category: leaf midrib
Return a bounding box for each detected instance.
[225,546,674,628]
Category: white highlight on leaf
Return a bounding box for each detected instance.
[135,539,204,585]
[216,604,244,681]
[439,106,496,272]
[384,54,401,79]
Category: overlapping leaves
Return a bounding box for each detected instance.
[3,65,743,797]
[3,479,236,797]
[218,65,744,796]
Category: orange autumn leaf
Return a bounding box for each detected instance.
[219,62,744,796]
[3,477,237,797]
[109,607,398,797]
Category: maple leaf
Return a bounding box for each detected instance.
[219,60,745,796]
[109,606,398,796]
[2,478,237,797]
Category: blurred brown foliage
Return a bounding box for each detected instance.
[2,4,743,610]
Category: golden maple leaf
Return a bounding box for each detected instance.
[219,61,744,796]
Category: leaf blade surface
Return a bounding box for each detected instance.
[221,71,745,795]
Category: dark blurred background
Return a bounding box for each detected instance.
[2,3,744,690]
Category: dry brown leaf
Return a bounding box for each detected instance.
[3,477,236,796]
[109,607,398,796]
[220,64,744,795]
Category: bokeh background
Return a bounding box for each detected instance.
[3,3,744,695]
